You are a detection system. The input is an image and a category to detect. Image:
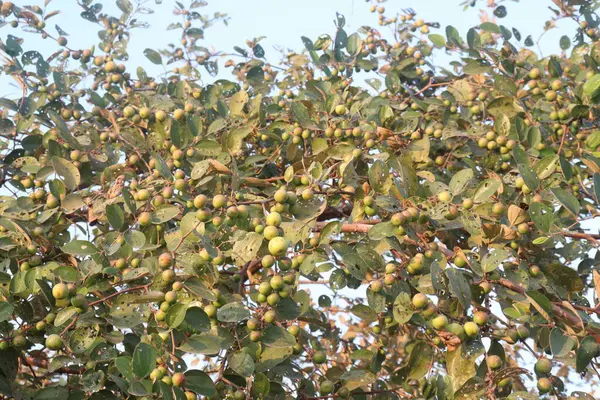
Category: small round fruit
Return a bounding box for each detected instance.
[212,195,227,208]
[52,283,69,300]
[45,334,63,350]
[263,310,277,323]
[412,293,428,309]
[438,191,452,202]
[312,350,326,364]
[320,380,334,395]
[534,358,552,376]
[464,322,480,337]
[473,311,488,326]
[266,212,282,227]
[172,372,185,387]
[12,334,26,348]
[517,325,530,340]
[487,355,502,370]
[537,377,552,394]
[268,237,289,256]
[432,315,448,330]
[162,269,176,282]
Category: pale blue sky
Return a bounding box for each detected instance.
[0,0,580,96]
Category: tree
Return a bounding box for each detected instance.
[1,0,600,398]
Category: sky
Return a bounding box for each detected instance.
[0,0,581,97]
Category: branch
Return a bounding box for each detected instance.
[493,279,599,338]
[88,284,149,307]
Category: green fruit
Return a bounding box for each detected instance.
[139,212,152,226]
[267,293,280,306]
[266,212,282,227]
[45,334,63,350]
[247,318,260,330]
[334,104,346,115]
[464,322,479,337]
[274,189,288,203]
[320,380,334,395]
[312,350,326,364]
[263,310,277,323]
[249,331,261,342]
[412,293,429,309]
[370,280,383,292]
[337,387,350,398]
[431,315,448,330]
[204,304,217,318]
[71,294,88,312]
[287,325,300,337]
[270,275,284,290]
[454,256,467,267]
[534,358,552,376]
[262,255,275,268]
[537,377,552,394]
[473,311,488,326]
[212,195,227,208]
[487,355,502,370]
[268,237,289,256]
[158,252,173,268]
[447,323,465,339]
[162,269,176,282]
[172,372,185,387]
[517,325,530,340]
[438,191,452,202]
[263,225,279,240]
[12,334,26,348]
[52,283,69,299]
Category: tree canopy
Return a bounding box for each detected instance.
[1,0,600,399]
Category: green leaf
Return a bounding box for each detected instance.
[525,291,553,322]
[550,187,579,216]
[228,351,254,377]
[35,387,69,400]
[0,302,13,323]
[52,157,81,191]
[291,101,317,128]
[446,269,472,311]
[368,160,392,193]
[550,328,576,357]
[261,326,296,348]
[132,342,155,378]
[184,307,210,332]
[184,370,216,397]
[576,336,599,373]
[407,341,434,380]
[528,202,554,233]
[106,204,125,230]
[165,303,187,328]
[61,240,99,256]
[545,263,583,292]
[429,33,446,48]
[231,232,263,267]
[392,293,413,323]
[229,90,248,116]
[446,347,477,393]
[54,307,78,326]
[252,372,270,396]
[535,155,558,179]
[559,35,571,50]
[482,248,509,273]
[143,48,162,64]
[583,74,600,97]
[216,302,250,322]
[449,168,473,195]
[152,204,180,223]
[513,147,539,190]
[48,110,79,149]
[473,178,501,203]
[341,370,376,391]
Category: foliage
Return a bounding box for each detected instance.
[1,0,600,399]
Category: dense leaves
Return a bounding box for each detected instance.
[1,0,600,399]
